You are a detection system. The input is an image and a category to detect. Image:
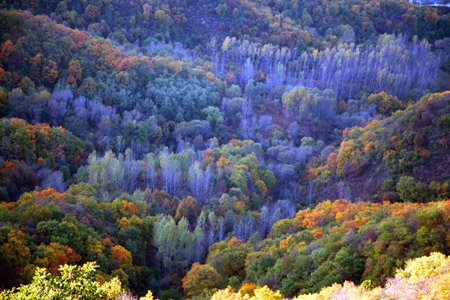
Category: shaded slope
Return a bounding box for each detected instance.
[308,91,450,203]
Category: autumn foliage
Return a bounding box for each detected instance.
[309,91,450,203]
[185,198,450,297]
[0,0,448,299]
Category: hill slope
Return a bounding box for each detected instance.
[2,0,449,49]
[308,91,450,203]
[183,198,450,298]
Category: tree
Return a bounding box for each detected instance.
[0,162,39,202]
[84,4,100,20]
[0,230,31,288]
[48,90,71,124]
[39,169,66,192]
[215,3,228,19]
[188,161,213,203]
[144,153,156,190]
[368,91,404,116]
[111,245,133,267]
[203,106,224,129]
[0,262,122,300]
[160,151,182,196]
[333,246,364,282]
[255,180,267,200]
[18,77,35,94]
[0,88,6,108]
[33,242,81,275]
[154,216,197,274]
[154,10,172,37]
[42,60,59,85]
[66,60,82,87]
[230,169,247,194]
[396,175,425,202]
[175,196,199,229]
[182,263,222,298]
[143,4,152,20]
[0,40,14,65]
[397,252,450,283]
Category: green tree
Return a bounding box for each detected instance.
[0,262,122,300]
[396,175,425,202]
[182,263,222,298]
[202,106,223,129]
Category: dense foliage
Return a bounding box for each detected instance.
[209,252,450,300]
[308,91,450,203]
[0,0,449,299]
[0,118,93,201]
[1,0,448,49]
[0,262,123,300]
[3,252,449,300]
[183,199,450,298]
[0,187,158,294]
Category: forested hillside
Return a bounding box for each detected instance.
[3,0,449,48]
[0,0,449,299]
[208,252,450,300]
[183,199,450,298]
[308,91,450,203]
